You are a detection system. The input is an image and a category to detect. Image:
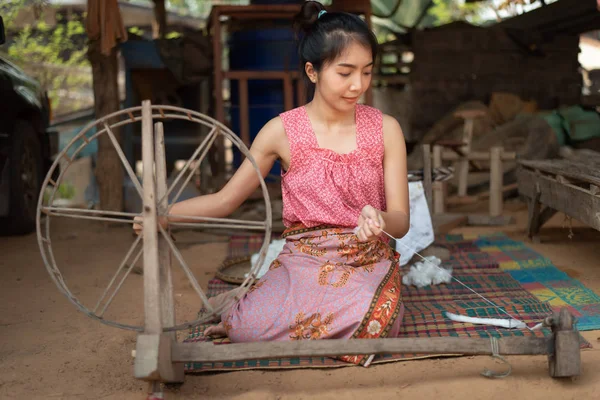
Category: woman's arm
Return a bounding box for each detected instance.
[167,117,287,222]
[379,114,410,238]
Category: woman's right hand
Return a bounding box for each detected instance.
[132,215,168,236]
[133,215,143,236]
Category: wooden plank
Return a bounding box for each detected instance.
[296,79,306,107]
[517,167,600,231]
[239,78,250,147]
[422,144,433,212]
[560,148,600,167]
[519,159,600,187]
[154,123,175,334]
[441,150,516,162]
[548,308,581,378]
[538,206,558,229]
[224,70,300,80]
[172,336,550,363]
[134,334,183,382]
[527,189,542,241]
[432,145,445,214]
[140,101,162,334]
[211,9,226,176]
[154,123,184,382]
[489,147,503,217]
[283,75,294,111]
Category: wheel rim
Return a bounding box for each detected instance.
[36,104,272,331]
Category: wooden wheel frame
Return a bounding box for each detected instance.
[36,100,272,332]
[37,101,582,395]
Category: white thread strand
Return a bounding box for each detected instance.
[380,229,535,331]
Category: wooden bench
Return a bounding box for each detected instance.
[516,157,600,242]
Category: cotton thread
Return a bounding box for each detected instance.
[377,228,537,332]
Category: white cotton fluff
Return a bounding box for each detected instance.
[401,256,453,288]
[246,239,286,279]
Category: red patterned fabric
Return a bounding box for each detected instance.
[279,105,386,228]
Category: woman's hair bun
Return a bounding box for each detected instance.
[293,1,326,36]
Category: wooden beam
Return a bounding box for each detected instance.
[154,122,185,382]
[519,159,600,187]
[135,334,183,382]
[239,78,250,147]
[297,78,307,106]
[422,144,433,212]
[211,8,226,176]
[489,146,503,217]
[518,167,600,231]
[224,70,300,80]
[283,74,294,111]
[441,150,517,162]
[172,336,550,363]
[432,145,445,214]
[140,101,161,334]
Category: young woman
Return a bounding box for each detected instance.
[135,0,409,366]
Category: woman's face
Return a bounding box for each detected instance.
[310,40,373,111]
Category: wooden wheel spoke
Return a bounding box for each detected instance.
[94,235,143,317]
[41,206,139,225]
[162,127,218,207]
[166,214,266,231]
[157,224,216,315]
[37,102,272,333]
[103,122,144,200]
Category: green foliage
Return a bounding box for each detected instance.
[427,0,486,26]
[8,7,91,115]
[1,1,92,116]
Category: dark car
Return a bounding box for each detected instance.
[0,16,58,235]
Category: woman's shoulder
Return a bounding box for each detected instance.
[280,105,306,120]
[357,104,398,127]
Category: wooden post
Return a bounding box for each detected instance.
[140,101,161,334]
[211,8,226,176]
[297,78,307,106]
[548,308,581,378]
[432,145,445,214]
[284,74,294,111]
[456,118,473,197]
[155,122,184,382]
[239,78,250,147]
[134,102,183,383]
[422,144,433,212]
[489,146,503,217]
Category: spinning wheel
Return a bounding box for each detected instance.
[36,100,271,332]
[36,101,582,397]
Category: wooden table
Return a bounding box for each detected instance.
[517,157,600,242]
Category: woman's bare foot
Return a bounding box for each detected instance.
[200,287,245,337]
[207,286,245,311]
[204,322,227,337]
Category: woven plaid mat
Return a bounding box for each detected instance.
[184,233,593,373]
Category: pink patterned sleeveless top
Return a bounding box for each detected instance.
[279,104,386,228]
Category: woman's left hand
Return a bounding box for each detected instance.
[356,205,385,242]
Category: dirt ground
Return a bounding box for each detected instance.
[1,199,600,400]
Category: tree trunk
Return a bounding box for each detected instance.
[152,0,167,39]
[88,39,123,212]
